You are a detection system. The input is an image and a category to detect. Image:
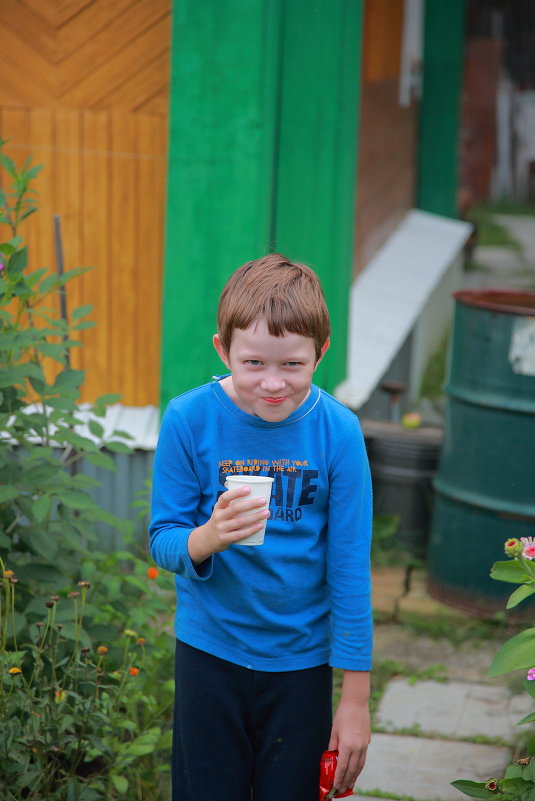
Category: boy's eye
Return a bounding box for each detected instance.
[285,361,301,367]
[246,360,262,366]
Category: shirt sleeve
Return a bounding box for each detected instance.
[326,414,373,671]
[149,402,213,579]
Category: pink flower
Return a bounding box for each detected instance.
[0,261,4,272]
[521,538,535,560]
[527,668,535,681]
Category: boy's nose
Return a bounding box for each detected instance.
[261,372,286,393]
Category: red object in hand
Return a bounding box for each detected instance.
[319,750,354,799]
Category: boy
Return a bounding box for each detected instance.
[149,254,373,801]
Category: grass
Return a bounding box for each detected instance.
[467,208,520,248]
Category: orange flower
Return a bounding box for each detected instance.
[136,638,147,646]
[97,645,108,655]
[146,566,159,579]
[8,667,22,676]
[3,569,15,579]
[129,666,140,677]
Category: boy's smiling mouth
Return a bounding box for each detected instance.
[262,396,287,405]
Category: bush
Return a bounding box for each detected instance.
[0,142,174,798]
[1,563,173,800]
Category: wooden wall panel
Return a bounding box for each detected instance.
[363,0,403,83]
[0,0,170,406]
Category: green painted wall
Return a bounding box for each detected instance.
[274,0,363,391]
[418,0,466,218]
[161,0,364,407]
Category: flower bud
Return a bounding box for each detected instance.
[504,538,522,557]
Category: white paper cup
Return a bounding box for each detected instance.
[224,475,274,545]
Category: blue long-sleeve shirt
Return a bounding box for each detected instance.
[149,379,373,672]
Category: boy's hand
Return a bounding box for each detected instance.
[188,486,270,563]
[328,671,371,794]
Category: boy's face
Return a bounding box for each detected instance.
[213,319,329,422]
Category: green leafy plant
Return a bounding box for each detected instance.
[0,141,175,798]
[452,537,535,801]
[1,561,172,800]
[0,139,134,635]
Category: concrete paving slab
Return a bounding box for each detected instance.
[494,215,535,266]
[356,733,511,801]
[473,245,527,273]
[375,678,526,742]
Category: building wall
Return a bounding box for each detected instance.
[353,0,418,274]
[0,0,170,406]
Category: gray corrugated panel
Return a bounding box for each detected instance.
[79,448,155,552]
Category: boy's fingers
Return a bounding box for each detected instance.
[217,486,250,507]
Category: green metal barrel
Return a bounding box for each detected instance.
[427,289,535,617]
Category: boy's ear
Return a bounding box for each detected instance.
[213,334,231,369]
[315,338,330,368]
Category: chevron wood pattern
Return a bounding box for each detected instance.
[0,1,170,405]
[0,0,170,111]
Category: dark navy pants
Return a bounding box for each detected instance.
[172,640,332,801]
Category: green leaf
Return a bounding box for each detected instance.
[0,485,18,503]
[517,711,535,726]
[507,584,535,609]
[88,419,104,438]
[111,775,129,794]
[83,450,116,471]
[71,304,93,320]
[103,440,132,454]
[31,495,51,522]
[95,393,122,406]
[491,560,533,584]
[8,247,28,274]
[0,151,16,175]
[504,764,523,779]
[53,368,85,389]
[450,780,497,800]
[38,273,60,293]
[55,490,94,509]
[35,342,68,361]
[71,320,95,331]
[489,628,535,677]
[500,777,533,797]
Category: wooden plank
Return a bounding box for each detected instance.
[0,59,55,107]
[27,108,60,388]
[109,112,137,404]
[21,0,91,28]
[59,1,169,99]
[54,108,83,371]
[27,108,56,278]
[0,22,56,96]
[0,0,58,64]
[101,51,170,112]
[58,0,152,59]
[79,109,111,402]
[133,113,166,405]
[363,0,403,84]
[137,87,169,114]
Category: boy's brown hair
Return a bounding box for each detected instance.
[217,254,331,361]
